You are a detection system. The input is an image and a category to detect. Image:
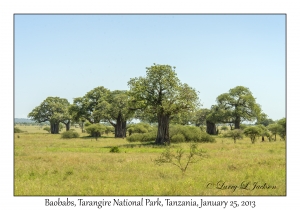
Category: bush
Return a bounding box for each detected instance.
[110,147,120,153]
[199,132,216,143]
[14,127,23,133]
[43,127,51,133]
[126,124,216,143]
[61,130,80,139]
[127,123,155,136]
[171,133,186,143]
[224,129,243,143]
[169,125,215,143]
[126,132,157,142]
[85,124,106,140]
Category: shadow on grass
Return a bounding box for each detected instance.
[80,135,116,140]
[103,142,170,149]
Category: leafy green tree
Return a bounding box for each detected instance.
[105,90,134,138]
[28,97,71,134]
[256,124,269,142]
[70,86,110,125]
[243,126,262,144]
[128,64,200,144]
[224,129,243,143]
[277,118,286,140]
[256,113,275,126]
[213,86,262,129]
[193,108,210,128]
[206,105,228,135]
[267,123,282,141]
[171,110,196,125]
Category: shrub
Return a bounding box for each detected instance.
[43,127,51,133]
[127,123,155,136]
[85,124,106,140]
[169,125,215,143]
[155,143,206,175]
[61,130,80,139]
[199,132,216,143]
[105,126,114,135]
[109,147,120,153]
[243,126,262,144]
[171,133,186,143]
[126,132,156,142]
[224,129,243,143]
[220,125,229,132]
[14,127,23,133]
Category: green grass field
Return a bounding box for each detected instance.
[14,125,286,196]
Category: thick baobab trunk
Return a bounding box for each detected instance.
[234,117,241,129]
[114,113,127,138]
[206,120,218,135]
[50,122,60,134]
[64,120,70,131]
[155,113,170,145]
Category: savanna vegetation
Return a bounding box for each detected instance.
[15,63,286,196]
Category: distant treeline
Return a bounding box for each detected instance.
[15,118,49,125]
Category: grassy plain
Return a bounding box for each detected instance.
[14,125,286,196]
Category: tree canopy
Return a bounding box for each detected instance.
[210,86,262,129]
[128,64,200,144]
[70,86,110,124]
[28,96,71,134]
[105,90,134,137]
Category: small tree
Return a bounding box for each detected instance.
[155,143,206,175]
[256,124,269,142]
[243,126,262,144]
[277,118,286,140]
[225,129,243,143]
[267,123,282,141]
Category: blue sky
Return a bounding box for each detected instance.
[14,14,286,121]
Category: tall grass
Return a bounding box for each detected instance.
[14,131,286,196]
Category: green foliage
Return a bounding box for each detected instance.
[105,126,114,135]
[28,96,71,134]
[256,115,275,127]
[224,129,243,143]
[43,127,51,133]
[127,123,154,135]
[61,130,80,139]
[128,64,200,144]
[243,126,262,144]
[171,133,186,142]
[154,143,206,174]
[169,125,216,143]
[14,127,23,133]
[220,125,229,131]
[59,123,64,131]
[70,86,110,124]
[239,124,248,130]
[208,86,262,128]
[126,131,157,142]
[85,124,106,140]
[277,118,286,140]
[109,147,120,153]
[194,108,210,127]
[267,123,282,141]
